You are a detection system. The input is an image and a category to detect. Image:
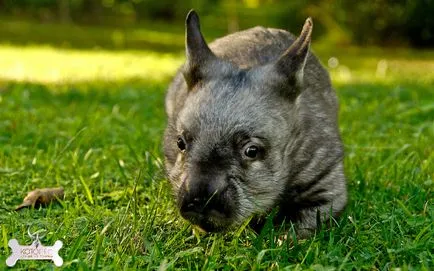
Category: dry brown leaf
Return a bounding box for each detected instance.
[15,187,64,211]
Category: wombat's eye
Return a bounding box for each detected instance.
[177,137,186,151]
[244,145,259,158]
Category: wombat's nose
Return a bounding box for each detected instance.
[181,197,203,214]
[179,181,229,221]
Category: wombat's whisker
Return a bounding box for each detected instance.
[203,190,219,209]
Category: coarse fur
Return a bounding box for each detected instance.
[163,10,347,237]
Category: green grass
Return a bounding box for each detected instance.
[0,17,186,52]
[0,45,183,84]
[0,23,433,270]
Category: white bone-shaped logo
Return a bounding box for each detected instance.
[6,239,63,267]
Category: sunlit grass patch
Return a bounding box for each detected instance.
[0,18,187,52]
[1,44,433,87]
[0,45,183,84]
[327,57,434,85]
[317,47,434,85]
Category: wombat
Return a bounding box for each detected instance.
[163,10,347,238]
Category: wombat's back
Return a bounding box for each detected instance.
[210,27,295,68]
[210,27,336,107]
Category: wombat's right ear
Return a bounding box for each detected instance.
[275,18,313,91]
[183,10,217,89]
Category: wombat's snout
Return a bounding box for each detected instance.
[179,177,235,232]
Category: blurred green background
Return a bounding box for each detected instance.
[0,0,433,50]
[0,1,433,270]
[0,0,433,86]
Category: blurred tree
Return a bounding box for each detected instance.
[335,0,434,47]
[57,0,71,23]
[337,0,411,45]
[81,0,104,23]
[224,0,239,32]
[0,0,432,47]
[303,0,351,45]
[406,0,434,47]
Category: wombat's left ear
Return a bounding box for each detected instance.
[275,18,313,89]
[183,10,218,89]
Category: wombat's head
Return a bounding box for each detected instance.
[167,10,313,232]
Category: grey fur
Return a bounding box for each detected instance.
[163,10,347,237]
